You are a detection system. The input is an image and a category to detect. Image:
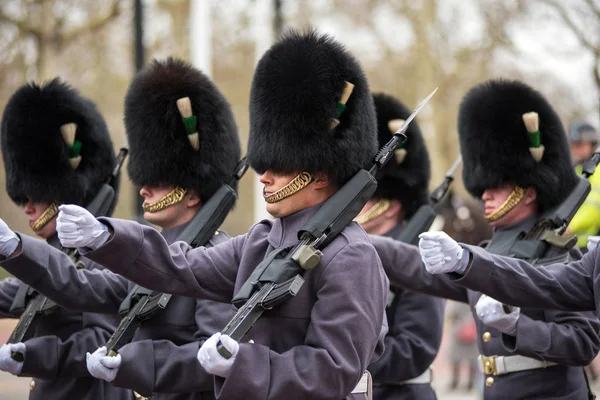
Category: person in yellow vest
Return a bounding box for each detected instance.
[568,120,600,249]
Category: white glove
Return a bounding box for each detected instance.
[475,295,520,336]
[0,343,25,375]
[587,236,600,253]
[0,219,19,257]
[86,346,121,382]
[197,332,239,378]
[418,231,469,274]
[56,205,109,249]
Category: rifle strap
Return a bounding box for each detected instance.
[118,285,161,316]
[9,284,34,315]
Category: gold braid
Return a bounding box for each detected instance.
[264,172,312,204]
[353,199,391,225]
[143,187,187,213]
[484,186,525,222]
[31,202,58,232]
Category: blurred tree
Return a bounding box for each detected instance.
[0,0,121,80]
[517,0,600,124]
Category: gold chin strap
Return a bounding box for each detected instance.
[484,186,525,222]
[353,199,391,225]
[264,172,312,204]
[143,187,187,213]
[31,202,59,232]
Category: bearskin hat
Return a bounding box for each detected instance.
[458,79,578,212]
[124,58,241,201]
[247,30,378,185]
[1,79,115,207]
[372,93,430,218]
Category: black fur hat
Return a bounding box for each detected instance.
[125,58,241,201]
[372,93,430,218]
[1,79,115,207]
[247,30,378,185]
[458,79,578,212]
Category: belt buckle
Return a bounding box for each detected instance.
[481,356,498,376]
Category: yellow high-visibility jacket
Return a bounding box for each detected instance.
[569,164,600,247]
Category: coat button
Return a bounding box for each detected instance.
[485,377,494,387]
[483,332,492,342]
[29,380,36,391]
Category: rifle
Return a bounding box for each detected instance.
[105,158,249,357]
[506,148,600,262]
[396,155,462,245]
[7,142,128,361]
[217,88,438,358]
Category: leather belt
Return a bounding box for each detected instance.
[351,371,372,399]
[478,355,557,376]
[400,368,432,384]
[373,368,433,387]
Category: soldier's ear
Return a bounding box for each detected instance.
[186,189,202,209]
[524,187,537,205]
[384,199,403,219]
[311,172,331,190]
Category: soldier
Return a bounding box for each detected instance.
[0,58,240,399]
[369,79,600,400]
[45,30,388,399]
[354,93,444,400]
[567,120,600,249]
[0,79,128,399]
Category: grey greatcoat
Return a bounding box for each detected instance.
[442,238,600,315]
[368,224,445,400]
[0,235,129,400]
[1,223,233,399]
[370,215,600,400]
[65,204,388,400]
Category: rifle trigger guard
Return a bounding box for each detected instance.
[291,244,322,270]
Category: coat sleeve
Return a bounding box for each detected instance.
[82,218,242,303]
[0,277,21,317]
[370,235,470,303]
[19,310,120,380]
[111,299,233,396]
[368,288,445,383]
[451,244,597,311]
[213,242,388,400]
[501,309,600,366]
[0,233,129,314]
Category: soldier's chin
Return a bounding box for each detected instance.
[143,210,168,228]
[265,202,282,218]
[32,218,57,239]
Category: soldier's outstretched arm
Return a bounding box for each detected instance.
[500,308,600,366]
[108,299,233,396]
[82,218,241,303]
[368,289,445,383]
[370,235,469,303]
[451,244,597,312]
[19,311,122,381]
[1,233,129,314]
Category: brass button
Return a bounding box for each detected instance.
[29,380,36,391]
[485,377,494,387]
[214,231,219,236]
[483,332,492,342]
